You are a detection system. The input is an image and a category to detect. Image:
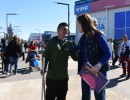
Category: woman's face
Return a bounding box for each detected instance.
[77,21,83,33]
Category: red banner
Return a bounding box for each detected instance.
[92,0,130,12]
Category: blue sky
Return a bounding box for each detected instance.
[0,0,77,40]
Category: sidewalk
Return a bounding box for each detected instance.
[0,75,129,100]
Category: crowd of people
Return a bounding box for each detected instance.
[0,37,44,75]
[109,34,130,80]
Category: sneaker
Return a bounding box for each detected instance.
[29,67,33,72]
[112,63,115,66]
[120,74,126,77]
[3,71,7,74]
[13,72,17,75]
[126,76,130,80]
[37,68,40,71]
[6,72,10,75]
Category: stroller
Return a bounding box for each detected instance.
[28,50,40,72]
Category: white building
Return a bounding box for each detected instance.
[42,31,76,43]
[75,0,130,43]
[28,33,43,42]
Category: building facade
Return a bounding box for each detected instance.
[42,31,76,43]
[75,0,130,43]
[28,33,43,42]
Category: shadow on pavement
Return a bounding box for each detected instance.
[0,71,11,79]
[17,67,31,74]
[110,65,121,70]
[106,76,127,88]
[17,67,40,74]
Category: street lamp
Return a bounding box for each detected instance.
[13,26,21,28]
[34,29,40,33]
[6,13,19,41]
[53,2,70,40]
[13,26,21,36]
[16,30,21,37]
[6,13,19,33]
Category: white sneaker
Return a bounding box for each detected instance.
[6,72,10,75]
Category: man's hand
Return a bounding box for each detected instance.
[40,70,46,75]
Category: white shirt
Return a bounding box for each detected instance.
[108,41,114,52]
[120,40,130,58]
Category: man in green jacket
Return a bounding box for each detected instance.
[41,22,77,100]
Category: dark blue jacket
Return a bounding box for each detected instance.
[77,33,111,73]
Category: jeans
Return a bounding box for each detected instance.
[81,72,107,100]
[9,57,18,73]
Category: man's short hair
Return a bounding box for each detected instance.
[57,22,68,29]
[124,34,127,37]
[92,17,97,23]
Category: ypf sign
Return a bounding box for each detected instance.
[74,3,91,15]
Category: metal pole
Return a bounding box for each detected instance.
[6,13,19,41]
[6,14,8,35]
[53,2,70,41]
[106,9,108,39]
[41,57,46,100]
[125,11,126,35]
[68,4,70,41]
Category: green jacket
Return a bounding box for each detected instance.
[43,36,77,80]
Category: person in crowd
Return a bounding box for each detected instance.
[119,34,130,79]
[41,22,77,100]
[0,38,8,73]
[28,41,37,52]
[92,17,98,28]
[26,41,39,71]
[24,41,28,52]
[112,38,123,66]
[108,38,114,62]
[77,13,111,100]
[19,39,25,61]
[92,17,104,35]
[6,36,22,75]
[37,42,41,50]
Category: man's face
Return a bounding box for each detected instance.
[94,21,98,27]
[124,36,128,41]
[58,26,68,37]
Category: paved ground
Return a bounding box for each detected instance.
[0,56,130,100]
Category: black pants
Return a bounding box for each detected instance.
[112,55,119,66]
[46,78,68,100]
[21,52,25,61]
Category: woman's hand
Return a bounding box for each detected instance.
[91,63,101,74]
